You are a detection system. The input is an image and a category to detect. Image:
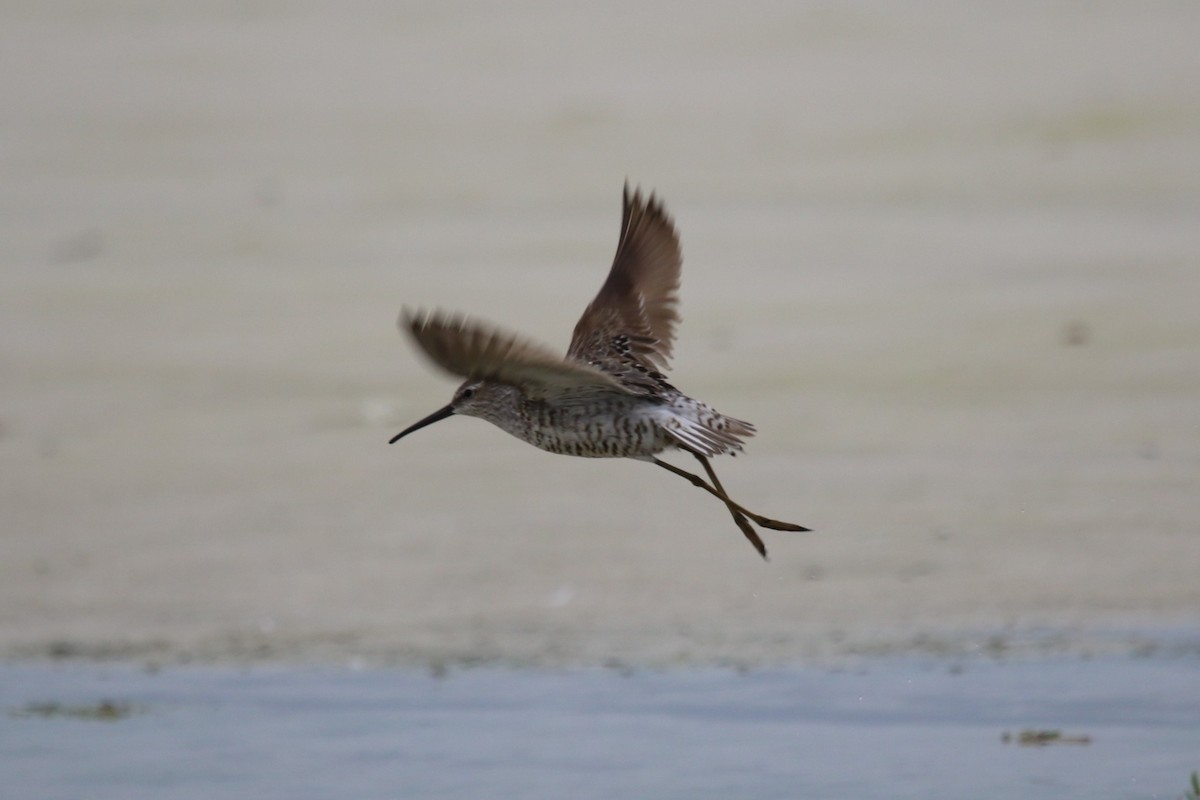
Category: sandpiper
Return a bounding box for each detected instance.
[391,184,809,558]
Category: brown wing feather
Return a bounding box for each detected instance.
[402,309,633,397]
[568,183,682,374]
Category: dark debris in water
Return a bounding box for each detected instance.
[1002,729,1093,747]
[8,699,143,722]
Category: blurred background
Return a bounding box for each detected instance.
[2,2,1198,667]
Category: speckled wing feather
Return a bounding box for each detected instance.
[403,309,634,398]
[567,184,682,390]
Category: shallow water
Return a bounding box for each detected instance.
[3,657,1196,800]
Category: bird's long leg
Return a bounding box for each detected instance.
[692,453,810,533]
[652,456,807,532]
[652,457,767,558]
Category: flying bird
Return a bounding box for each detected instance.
[391,184,809,558]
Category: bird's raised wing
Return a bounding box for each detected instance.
[567,184,681,378]
[402,309,634,398]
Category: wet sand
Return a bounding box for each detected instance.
[2,3,1199,668]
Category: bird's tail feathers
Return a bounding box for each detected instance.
[655,402,756,457]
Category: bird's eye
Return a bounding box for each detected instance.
[461,388,474,399]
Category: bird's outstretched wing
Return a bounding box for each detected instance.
[567,184,682,383]
[403,309,634,399]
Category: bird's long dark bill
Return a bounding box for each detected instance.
[388,404,455,444]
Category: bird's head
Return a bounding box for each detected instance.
[388,379,515,443]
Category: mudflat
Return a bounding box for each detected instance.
[2,3,1197,667]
